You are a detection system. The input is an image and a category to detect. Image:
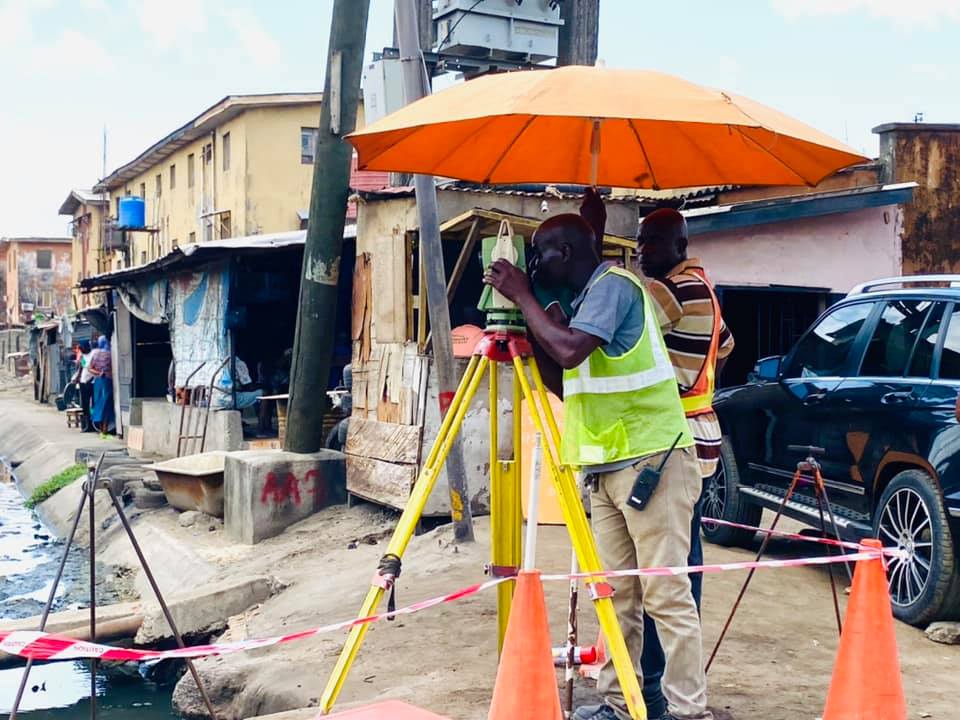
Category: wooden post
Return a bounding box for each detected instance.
[395,0,475,542]
[558,0,600,66]
[285,0,371,453]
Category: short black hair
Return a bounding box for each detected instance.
[535,213,596,253]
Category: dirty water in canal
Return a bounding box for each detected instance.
[1,469,177,718]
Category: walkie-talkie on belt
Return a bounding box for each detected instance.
[627,432,684,511]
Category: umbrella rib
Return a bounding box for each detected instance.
[482,115,538,184]
[731,125,810,185]
[626,119,660,190]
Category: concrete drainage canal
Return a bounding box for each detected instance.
[0,465,178,719]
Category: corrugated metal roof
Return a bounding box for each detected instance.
[80,225,356,290]
[58,189,109,216]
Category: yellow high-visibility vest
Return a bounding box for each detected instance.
[561,267,693,468]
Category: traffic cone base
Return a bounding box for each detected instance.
[488,571,563,720]
[822,538,907,720]
[327,700,451,718]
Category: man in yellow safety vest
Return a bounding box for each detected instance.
[484,214,712,720]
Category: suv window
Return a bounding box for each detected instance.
[859,300,942,377]
[938,306,960,380]
[786,302,873,378]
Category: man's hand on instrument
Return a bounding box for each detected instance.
[484,259,533,303]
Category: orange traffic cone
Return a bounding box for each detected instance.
[822,539,906,720]
[488,571,563,720]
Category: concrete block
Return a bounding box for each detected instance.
[224,449,346,545]
[135,575,278,645]
[138,399,243,457]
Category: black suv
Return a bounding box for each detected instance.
[704,276,960,626]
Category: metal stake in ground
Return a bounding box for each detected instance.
[9,475,92,720]
[101,481,219,719]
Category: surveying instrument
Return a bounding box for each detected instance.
[319,221,646,718]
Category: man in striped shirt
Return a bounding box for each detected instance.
[636,207,734,719]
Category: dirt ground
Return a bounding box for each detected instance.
[164,502,958,720]
[2,382,955,719]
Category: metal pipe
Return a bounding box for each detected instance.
[88,468,99,720]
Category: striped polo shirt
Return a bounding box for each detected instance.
[644,258,734,479]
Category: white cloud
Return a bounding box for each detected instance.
[227,6,283,68]
[31,29,115,74]
[771,0,960,25]
[138,0,209,50]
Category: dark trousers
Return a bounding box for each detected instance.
[79,381,93,431]
[640,490,704,718]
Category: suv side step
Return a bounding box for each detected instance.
[737,486,873,537]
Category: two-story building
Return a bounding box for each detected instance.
[92,92,337,268]
[1,237,73,326]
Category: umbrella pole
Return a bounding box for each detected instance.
[589,119,601,187]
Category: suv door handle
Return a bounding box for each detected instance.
[802,392,827,406]
[881,390,915,405]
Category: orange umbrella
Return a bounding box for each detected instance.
[348,66,866,189]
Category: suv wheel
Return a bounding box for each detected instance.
[701,437,762,548]
[874,469,960,626]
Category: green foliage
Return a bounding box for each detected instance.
[25,464,86,509]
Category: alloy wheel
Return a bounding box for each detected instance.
[702,457,727,520]
[878,487,934,608]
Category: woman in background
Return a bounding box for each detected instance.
[88,336,115,434]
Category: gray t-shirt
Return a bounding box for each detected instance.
[567,262,647,473]
[569,262,645,358]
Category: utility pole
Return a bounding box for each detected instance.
[395,0,475,542]
[558,0,600,66]
[285,0,370,453]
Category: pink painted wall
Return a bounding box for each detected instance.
[686,205,903,293]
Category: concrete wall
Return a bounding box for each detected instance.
[0,242,6,325]
[684,204,903,293]
[3,239,73,324]
[876,124,960,274]
[136,398,243,457]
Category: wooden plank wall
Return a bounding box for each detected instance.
[347,235,428,508]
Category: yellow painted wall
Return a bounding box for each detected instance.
[106,103,352,267]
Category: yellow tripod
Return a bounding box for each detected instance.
[319,330,646,719]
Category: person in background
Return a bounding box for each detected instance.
[74,340,95,432]
[88,336,114,434]
[635,208,734,719]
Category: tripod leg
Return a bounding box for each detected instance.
[103,484,219,719]
[707,472,802,672]
[489,360,510,651]
[816,472,854,585]
[9,486,89,720]
[514,356,645,720]
[814,480,843,635]
[319,355,489,714]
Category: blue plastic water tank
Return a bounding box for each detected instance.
[118,196,146,228]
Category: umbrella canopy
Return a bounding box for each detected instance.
[348,66,867,189]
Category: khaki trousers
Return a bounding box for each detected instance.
[591,446,711,720]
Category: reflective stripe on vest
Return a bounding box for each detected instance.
[679,268,721,417]
[561,266,693,467]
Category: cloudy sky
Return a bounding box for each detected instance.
[2,0,958,236]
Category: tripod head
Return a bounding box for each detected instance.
[478,220,527,334]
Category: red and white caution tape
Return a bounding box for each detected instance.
[702,518,905,558]
[0,547,894,664]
